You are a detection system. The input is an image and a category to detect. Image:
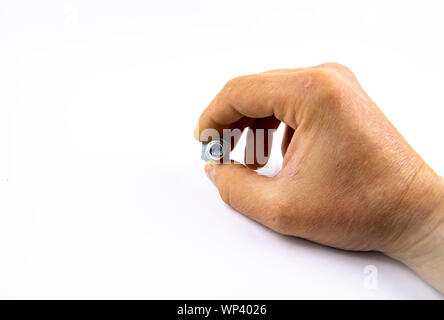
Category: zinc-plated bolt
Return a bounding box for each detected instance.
[201,139,230,162]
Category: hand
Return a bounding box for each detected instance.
[194,63,444,293]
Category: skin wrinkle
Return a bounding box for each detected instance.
[392,185,444,259]
[400,214,444,267]
[395,162,426,214]
[375,161,431,251]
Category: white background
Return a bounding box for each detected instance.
[1,0,444,299]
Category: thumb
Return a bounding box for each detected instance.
[205,161,280,229]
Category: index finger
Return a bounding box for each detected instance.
[194,71,302,141]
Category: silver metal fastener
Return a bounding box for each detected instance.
[201,139,230,162]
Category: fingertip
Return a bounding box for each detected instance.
[204,161,217,183]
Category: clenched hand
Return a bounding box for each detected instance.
[194,63,444,293]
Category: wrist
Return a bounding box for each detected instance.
[385,168,444,292]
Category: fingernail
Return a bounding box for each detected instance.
[204,162,216,183]
[193,121,200,141]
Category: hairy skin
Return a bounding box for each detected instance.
[194,63,444,293]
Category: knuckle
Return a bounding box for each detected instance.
[311,68,340,88]
[264,192,292,234]
[318,62,349,72]
[221,75,250,101]
[307,68,344,106]
[318,62,357,80]
[224,75,247,90]
[268,209,291,234]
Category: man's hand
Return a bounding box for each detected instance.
[194,63,444,293]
